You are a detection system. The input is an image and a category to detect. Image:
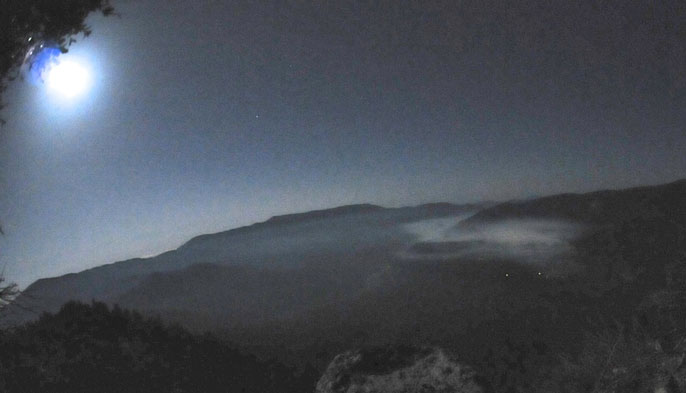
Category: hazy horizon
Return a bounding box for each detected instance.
[2,0,686,288]
[2,176,683,288]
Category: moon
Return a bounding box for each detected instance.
[45,59,92,99]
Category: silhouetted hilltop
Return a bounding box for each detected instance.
[265,204,384,225]
[465,179,686,225]
[180,204,383,249]
[3,201,482,326]
[179,202,480,250]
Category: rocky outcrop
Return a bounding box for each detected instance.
[315,346,488,393]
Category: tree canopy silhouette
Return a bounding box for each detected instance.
[0,301,317,393]
[0,276,18,310]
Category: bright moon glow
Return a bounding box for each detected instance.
[45,60,91,99]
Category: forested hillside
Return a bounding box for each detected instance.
[0,302,316,393]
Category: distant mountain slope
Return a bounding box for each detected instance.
[113,262,384,329]
[464,179,686,225]
[461,179,686,288]
[4,180,686,393]
[213,180,686,391]
[7,180,686,331]
[264,204,384,225]
[3,202,482,326]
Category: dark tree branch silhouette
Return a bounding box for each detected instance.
[0,276,19,309]
[0,226,19,313]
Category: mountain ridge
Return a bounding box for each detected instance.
[4,178,686,392]
[6,179,686,339]
[4,201,483,326]
[464,178,686,225]
[25,202,481,290]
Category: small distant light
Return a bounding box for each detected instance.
[538,272,542,276]
[505,273,509,277]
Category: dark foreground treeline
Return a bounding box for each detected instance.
[0,301,317,393]
[0,268,684,393]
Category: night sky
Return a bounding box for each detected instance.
[1,0,685,287]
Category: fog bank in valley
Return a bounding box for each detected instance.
[401,216,583,264]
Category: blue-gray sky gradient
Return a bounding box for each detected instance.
[1,0,685,287]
